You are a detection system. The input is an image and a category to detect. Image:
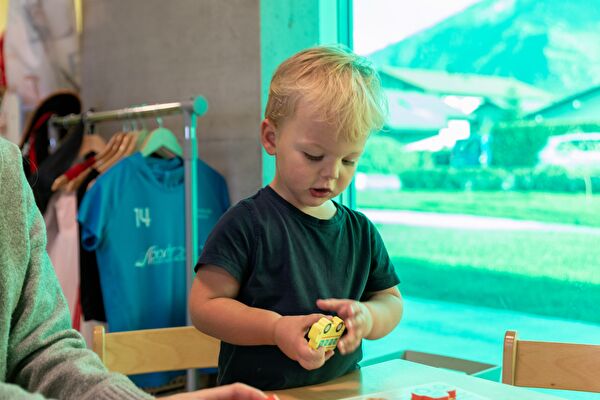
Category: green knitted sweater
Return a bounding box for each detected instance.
[0,137,152,400]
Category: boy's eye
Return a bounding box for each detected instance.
[303,152,323,161]
[342,159,356,166]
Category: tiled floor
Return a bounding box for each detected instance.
[362,296,600,400]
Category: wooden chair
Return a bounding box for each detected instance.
[93,326,220,375]
[502,330,600,393]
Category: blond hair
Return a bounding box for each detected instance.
[265,45,387,142]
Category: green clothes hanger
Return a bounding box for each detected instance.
[140,117,182,158]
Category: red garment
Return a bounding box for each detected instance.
[0,33,6,89]
[25,111,54,171]
[72,287,81,330]
[64,156,96,181]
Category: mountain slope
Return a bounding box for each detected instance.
[367,0,600,96]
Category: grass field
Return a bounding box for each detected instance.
[379,224,600,324]
[357,190,600,227]
[356,189,600,324]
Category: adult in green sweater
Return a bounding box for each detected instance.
[0,137,269,400]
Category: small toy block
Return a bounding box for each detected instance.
[307,316,345,350]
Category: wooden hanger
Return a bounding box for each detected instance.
[62,132,126,192]
[51,156,96,191]
[94,132,126,169]
[66,130,142,192]
[51,132,107,192]
[64,168,93,192]
[78,133,106,158]
[97,131,137,173]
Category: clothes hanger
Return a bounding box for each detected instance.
[65,116,140,192]
[133,107,150,150]
[97,130,137,173]
[123,109,149,151]
[63,132,125,192]
[75,131,138,192]
[135,128,150,151]
[64,168,93,192]
[140,116,182,158]
[51,155,97,191]
[78,125,107,158]
[93,132,125,170]
[51,121,107,191]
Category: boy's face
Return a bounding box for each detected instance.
[261,100,367,216]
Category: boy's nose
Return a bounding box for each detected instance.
[321,161,340,179]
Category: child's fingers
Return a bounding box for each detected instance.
[344,307,366,331]
[324,349,335,361]
[298,357,325,370]
[306,312,329,326]
[314,300,367,355]
[319,299,360,321]
[298,346,328,370]
[337,312,367,355]
[343,302,359,318]
[299,338,323,357]
[338,334,360,355]
[315,298,346,312]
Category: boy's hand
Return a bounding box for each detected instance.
[273,314,335,370]
[316,298,373,355]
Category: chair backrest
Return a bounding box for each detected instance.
[502,330,600,393]
[93,326,220,375]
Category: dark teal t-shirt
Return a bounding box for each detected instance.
[196,186,400,390]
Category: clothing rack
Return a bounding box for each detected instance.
[50,97,208,391]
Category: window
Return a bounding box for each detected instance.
[352,2,600,399]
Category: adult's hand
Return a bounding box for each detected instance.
[162,382,277,400]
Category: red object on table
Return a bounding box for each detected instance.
[411,390,450,400]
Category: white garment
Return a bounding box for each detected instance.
[3,0,80,108]
[44,191,79,323]
[0,91,22,144]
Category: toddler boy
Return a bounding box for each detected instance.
[189,45,403,390]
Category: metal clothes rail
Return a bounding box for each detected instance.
[51,96,209,391]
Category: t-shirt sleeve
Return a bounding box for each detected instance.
[77,178,111,251]
[365,218,400,294]
[195,201,255,282]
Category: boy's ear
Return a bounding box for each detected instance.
[261,118,277,156]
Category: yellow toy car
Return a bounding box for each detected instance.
[307,316,345,350]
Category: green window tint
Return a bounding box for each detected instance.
[352,2,600,399]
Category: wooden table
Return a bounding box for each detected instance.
[272,359,565,400]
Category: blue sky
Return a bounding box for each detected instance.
[353,0,482,55]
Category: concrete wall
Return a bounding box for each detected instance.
[82,0,329,201]
[82,0,262,202]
